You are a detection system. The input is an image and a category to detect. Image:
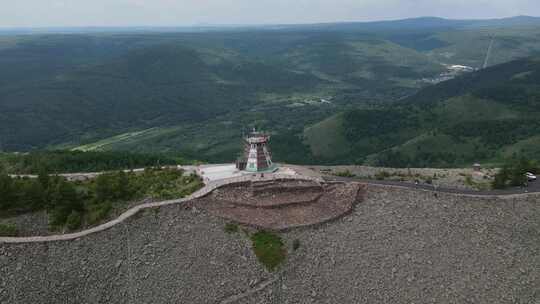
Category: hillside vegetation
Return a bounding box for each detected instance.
[305,56,540,167]
[1,17,540,164]
[0,151,189,174]
[0,168,202,235]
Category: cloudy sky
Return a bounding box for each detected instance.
[1,0,539,28]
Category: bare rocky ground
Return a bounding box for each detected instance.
[1,183,539,304]
[300,165,497,190]
[0,211,50,237]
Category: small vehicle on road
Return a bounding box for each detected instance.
[525,172,537,182]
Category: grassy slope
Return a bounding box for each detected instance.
[431,95,520,123]
[304,56,540,167]
[304,113,349,158]
[375,96,522,166]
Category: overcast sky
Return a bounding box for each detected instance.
[1,0,539,28]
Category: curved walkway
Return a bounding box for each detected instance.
[0,174,320,244]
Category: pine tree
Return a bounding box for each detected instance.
[0,173,13,211]
[49,179,82,227]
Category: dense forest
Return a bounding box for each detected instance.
[1,17,540,167]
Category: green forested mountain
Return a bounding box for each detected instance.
[304,56,540,167]
[0,41,325,150]
[1,17,540,165]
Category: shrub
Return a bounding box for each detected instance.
[66,211,82,231]
[48,179,83,227]
[133,169,203,200]
[0,167,202,232]
[375,171,391,180]
[334,170,355,178]
[292,239,301,251]
[251,231,286,272]
[492,158,538,189]
[0,223,18,236]
[94,171,133,202]
[224,223,239,234]
[0,173,15,211]
[86,201,113,225]
[464,175,473,186]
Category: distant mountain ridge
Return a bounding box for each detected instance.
[1,16,539,35]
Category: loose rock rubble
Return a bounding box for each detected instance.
[0,183,539,304]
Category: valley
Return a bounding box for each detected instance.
[305,56,540,167]
[1,16,540,167]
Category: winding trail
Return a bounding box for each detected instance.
[0,174,320,244]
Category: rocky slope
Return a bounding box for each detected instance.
[1,184,539,303]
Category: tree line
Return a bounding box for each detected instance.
[492,158,539,189]
[0,150,189,174]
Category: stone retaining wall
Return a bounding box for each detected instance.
[197,182,363,230]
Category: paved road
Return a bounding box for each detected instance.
[325,175,540,196]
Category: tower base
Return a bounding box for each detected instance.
[244,163,279,173]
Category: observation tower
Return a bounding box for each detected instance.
[237,129,277,173]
